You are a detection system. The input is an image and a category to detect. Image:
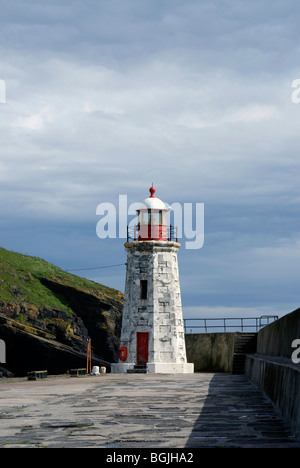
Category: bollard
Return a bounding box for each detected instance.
[91,366,100,375]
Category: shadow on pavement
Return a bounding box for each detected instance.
[185,373,300,448]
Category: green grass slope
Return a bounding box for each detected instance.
[0,246,123,313]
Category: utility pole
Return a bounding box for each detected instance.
[86,338,91,374]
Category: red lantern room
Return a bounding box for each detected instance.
[137,184,169,241]
[126,185,178,242]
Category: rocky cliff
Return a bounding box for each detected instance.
[0,247,123,376]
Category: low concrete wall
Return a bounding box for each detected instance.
[185,332,235,373]
[245,308,300,437]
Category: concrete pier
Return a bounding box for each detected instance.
[0,373,299,448]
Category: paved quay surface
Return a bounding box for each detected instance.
[0,372,299,448]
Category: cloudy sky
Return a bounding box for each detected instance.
[1,0,300,321]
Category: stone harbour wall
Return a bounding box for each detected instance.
[245,308,300,437]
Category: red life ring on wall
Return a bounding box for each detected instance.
[118,346,128,362]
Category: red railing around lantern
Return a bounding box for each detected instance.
[127,225,178,242]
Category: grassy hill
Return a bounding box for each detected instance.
[0,247,124,375]
[0,246,123,312]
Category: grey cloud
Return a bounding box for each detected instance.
[0,0,299,315]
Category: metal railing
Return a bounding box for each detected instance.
[127,225,178,242]
[183,315,278,334]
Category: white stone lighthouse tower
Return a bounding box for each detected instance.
[111,185,194,374]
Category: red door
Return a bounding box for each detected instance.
[136,332,149,365]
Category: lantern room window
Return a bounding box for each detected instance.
[138,210,165,226]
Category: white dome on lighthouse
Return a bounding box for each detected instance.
[142,196,168,210]
[139,185,170,211]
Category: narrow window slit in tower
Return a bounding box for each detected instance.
[140,280,148,300]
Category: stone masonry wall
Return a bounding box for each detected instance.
[118,241,188,368]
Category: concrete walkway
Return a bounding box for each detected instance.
[0,373,299,448]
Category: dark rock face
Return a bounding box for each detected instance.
[0,282,123,376]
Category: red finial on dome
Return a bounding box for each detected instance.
[149,183,156,198]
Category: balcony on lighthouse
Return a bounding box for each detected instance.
[127,185,177,242]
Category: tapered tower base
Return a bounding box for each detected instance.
[112,241,194,374]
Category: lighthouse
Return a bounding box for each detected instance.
[111,185,194,374]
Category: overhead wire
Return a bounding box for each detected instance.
[65,263,125,272]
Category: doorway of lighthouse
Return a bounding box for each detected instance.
[136,332,149,365]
